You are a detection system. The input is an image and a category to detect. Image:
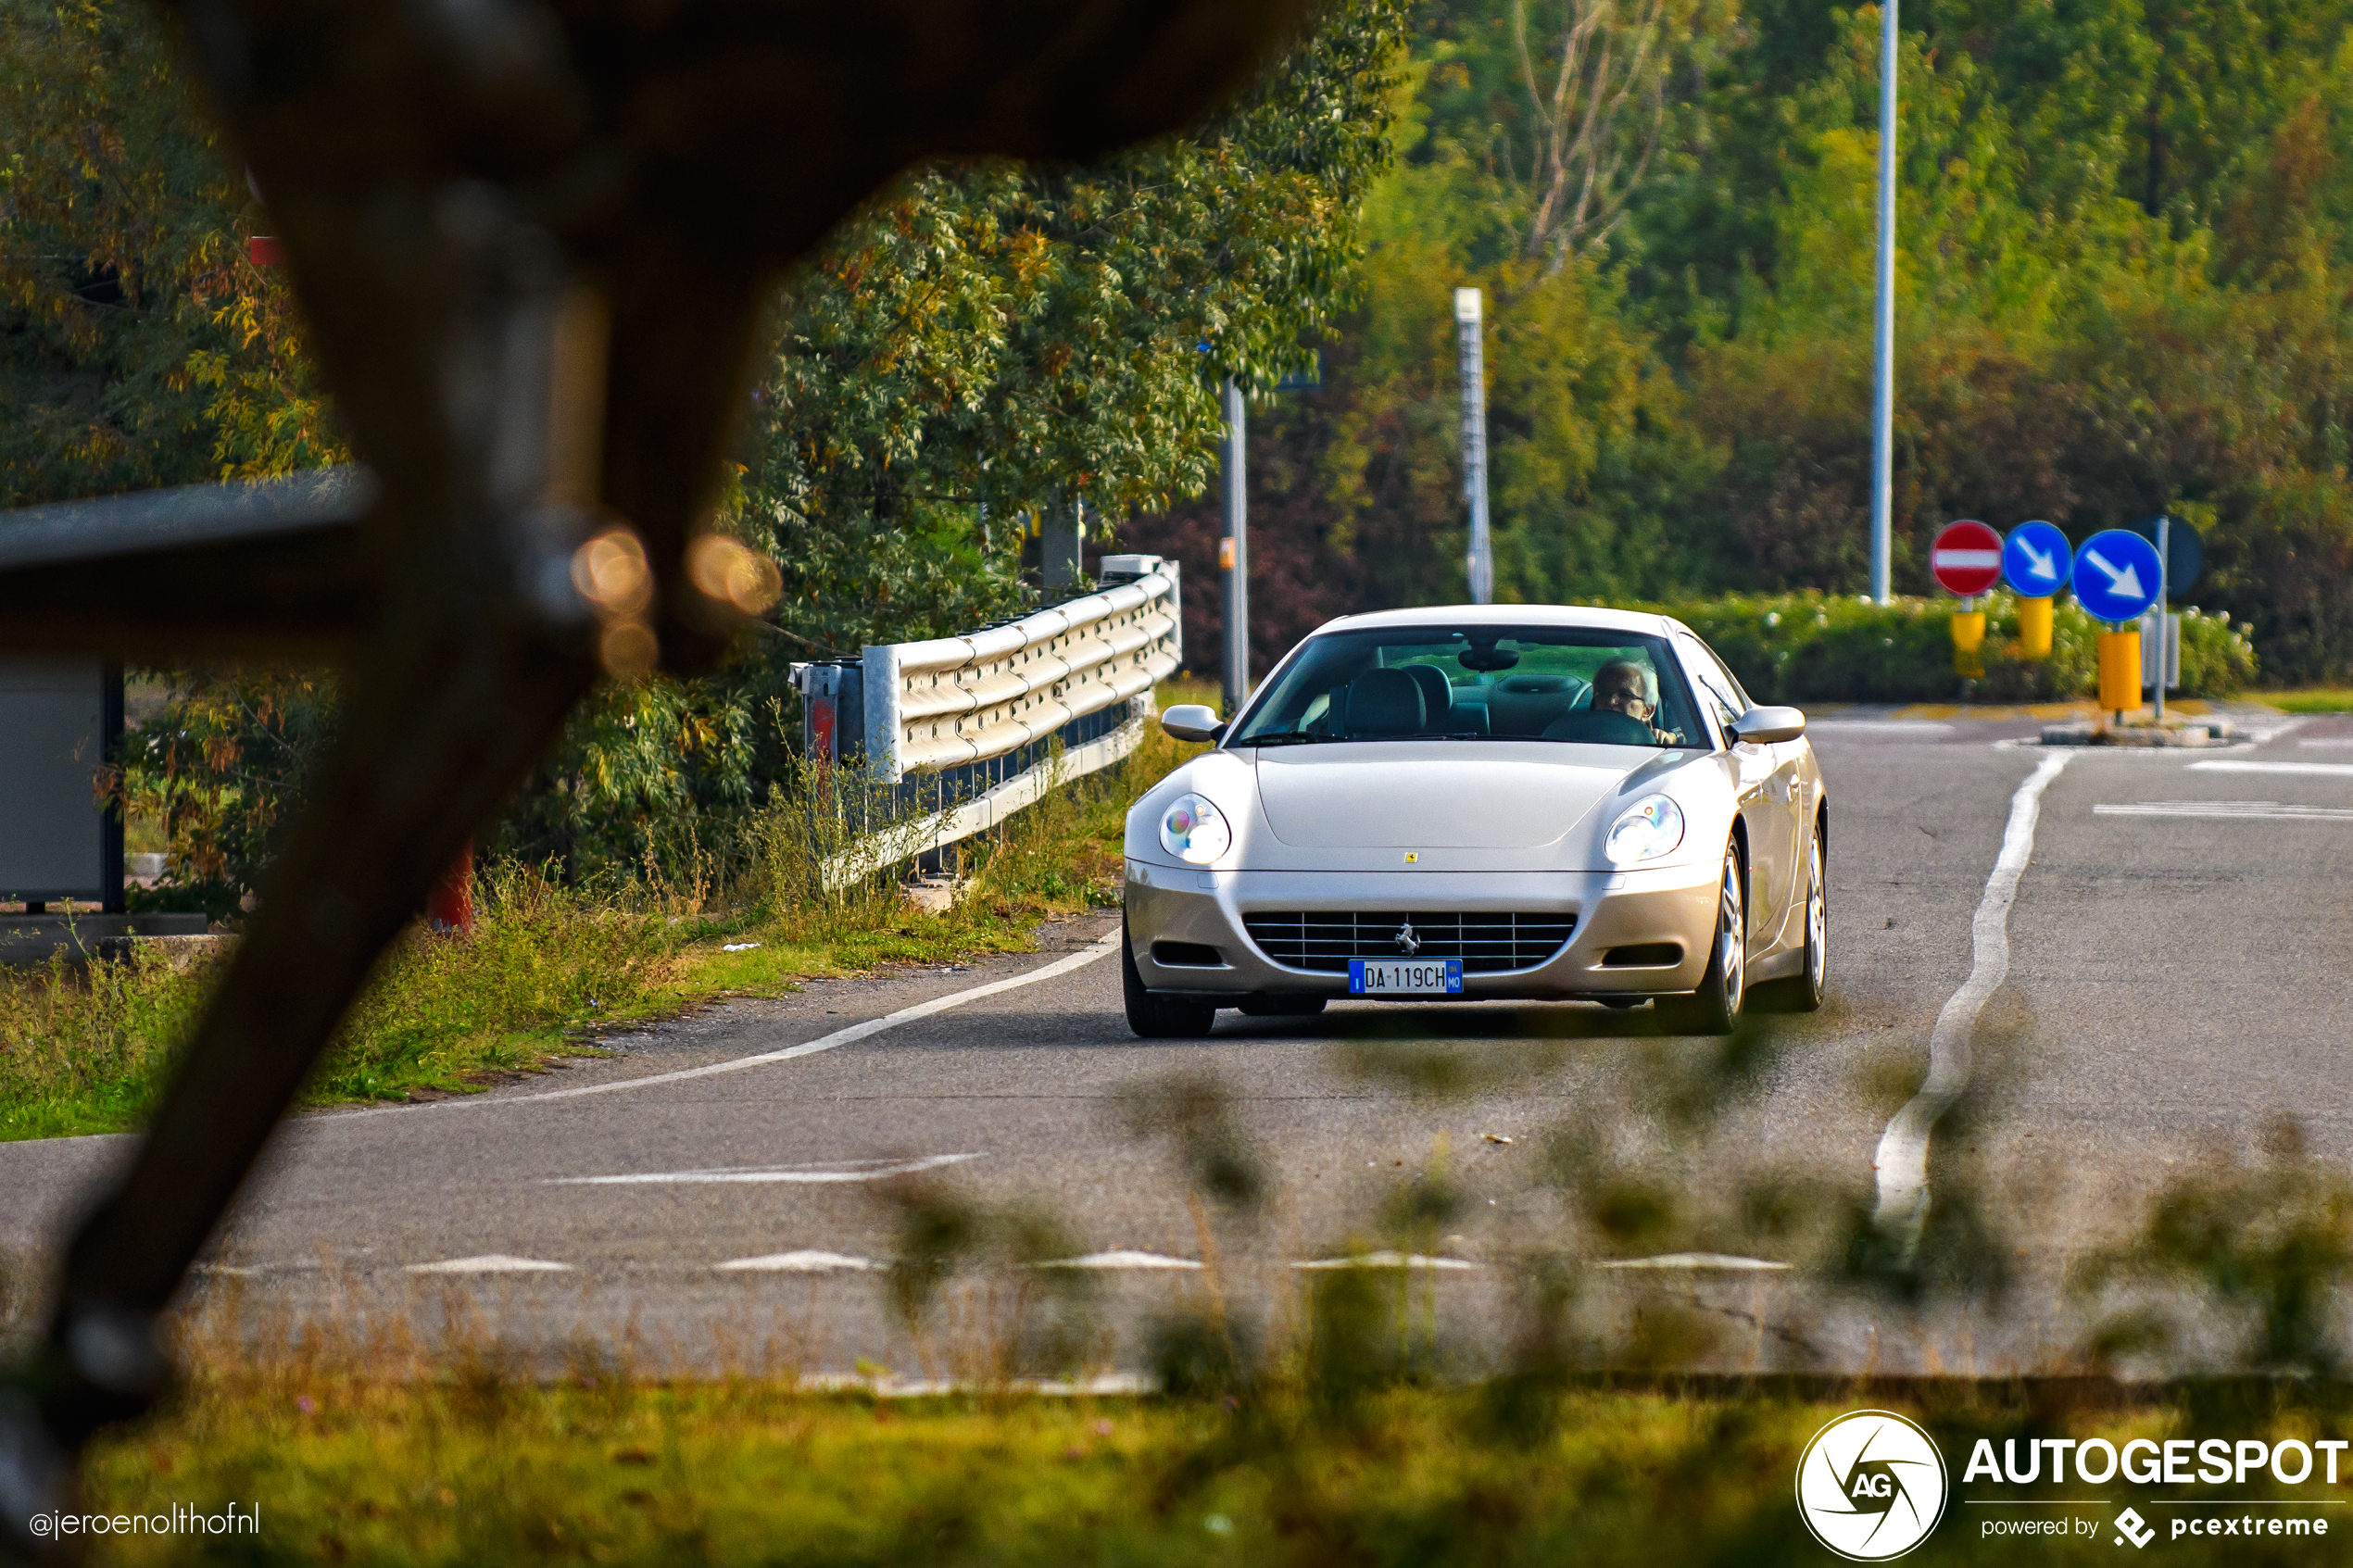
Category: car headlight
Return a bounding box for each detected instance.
[1159,794,1232,864]
[1604,795,1685,865]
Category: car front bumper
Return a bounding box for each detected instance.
[1123,860,1720,1000]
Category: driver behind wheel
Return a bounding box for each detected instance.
[1592,659,1685,745]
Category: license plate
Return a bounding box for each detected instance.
[1348,958,1463,996]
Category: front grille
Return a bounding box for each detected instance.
[1241,911,1575,974]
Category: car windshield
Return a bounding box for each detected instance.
[1227,625,1704,749]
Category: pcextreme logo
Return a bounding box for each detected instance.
[1796,1410,1950,1561]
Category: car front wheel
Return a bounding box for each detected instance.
[1122,918,1216,1038]
[1655,842,1745,1035]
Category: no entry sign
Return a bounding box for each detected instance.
[1931,520,2003,596]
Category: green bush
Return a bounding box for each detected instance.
[1599,591,2259,704]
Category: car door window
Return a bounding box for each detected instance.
[1676,637,1743,747]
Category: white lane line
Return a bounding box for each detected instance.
[344,933,1121,1118]
[2297,738,2353,748]
[406,1254,573,1274]
[796,1373,1159,1397]
[1596,1252,1792,1272]
[549,1153,979,1185]
[1037,1250,1203,1270]
[1292,1252,1478,1271]
[1872,750,2072,1248]
[2095,801,2353,821]
[2187,759,2353,777]
[716,1250,879,1273]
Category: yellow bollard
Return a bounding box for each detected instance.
[1950,610,1986,678]
[2016,596,2054,660]
[2097,628,2141,717]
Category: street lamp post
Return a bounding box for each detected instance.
[1869,0,1899,604]
[1455,288,1492,605]
[1219,377,1249,721]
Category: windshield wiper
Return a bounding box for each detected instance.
[1236,732,1331,746]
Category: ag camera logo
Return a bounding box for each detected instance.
[1795,1410,1948,1561]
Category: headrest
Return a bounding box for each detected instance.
[1345,668,1426,736]
[1401,664,1453,720]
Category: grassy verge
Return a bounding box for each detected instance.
[2251,688,2353,713]
[0,689,1208,1141]
[58,1371,2353,1565]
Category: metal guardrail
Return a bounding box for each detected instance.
[790,554,1181,876]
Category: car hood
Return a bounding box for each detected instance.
[1251,743,1636,849]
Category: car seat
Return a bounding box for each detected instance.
[1342,668,1426,736]
[1486,672,1588,736]
[1399,665,1453,727]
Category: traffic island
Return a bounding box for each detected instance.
[2037,717,2238,746]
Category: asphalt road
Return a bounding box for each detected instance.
[3,708,2340,1380]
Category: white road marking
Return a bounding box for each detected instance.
[1036,1250,1203,1270]
[1872,750,2072,1248]
[1596,1253,1792,1272]
[405,1254,573,1274]
[344,932,1121,1117]
[2187,759,2353,777]
[1291,1252,1478,1271]
[794,1373,1159,1397]
[549,1154,979,1185]
[715,1250,878,1273]
[2095,800,2353,822]
[2297,738,2353,748]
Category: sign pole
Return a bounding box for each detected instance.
[2152,513,2169,726]
[1869,0,1899,605]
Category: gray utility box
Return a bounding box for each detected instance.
[0,656,124,908]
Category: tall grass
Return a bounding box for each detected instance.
[0,694,1203,1140]
[0,948,213,1141]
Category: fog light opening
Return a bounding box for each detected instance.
[1151,941,1226,968]
[1602,943,1684,969]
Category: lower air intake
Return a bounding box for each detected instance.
[1241,911,1575,974]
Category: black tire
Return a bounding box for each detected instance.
[1655,841,1746,1036]
[1239,995,1327,1017]
[1754,825,1827,1013]
[1122,920,1216,1038]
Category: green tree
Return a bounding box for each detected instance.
[740,0,1409,652]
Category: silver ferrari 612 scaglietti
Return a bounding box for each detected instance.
[1120,605,1825,1037]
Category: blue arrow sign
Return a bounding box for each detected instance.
[2071,529,2163,623]
[2002,521,2072,597]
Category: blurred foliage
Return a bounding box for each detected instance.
[83,1365,2353,1568]
[2079,1117,2353,1378]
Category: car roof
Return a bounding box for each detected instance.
[1302,603,1688,640]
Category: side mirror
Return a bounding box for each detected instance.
[1160,703,1224,744]
[1728,705,1806,746]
